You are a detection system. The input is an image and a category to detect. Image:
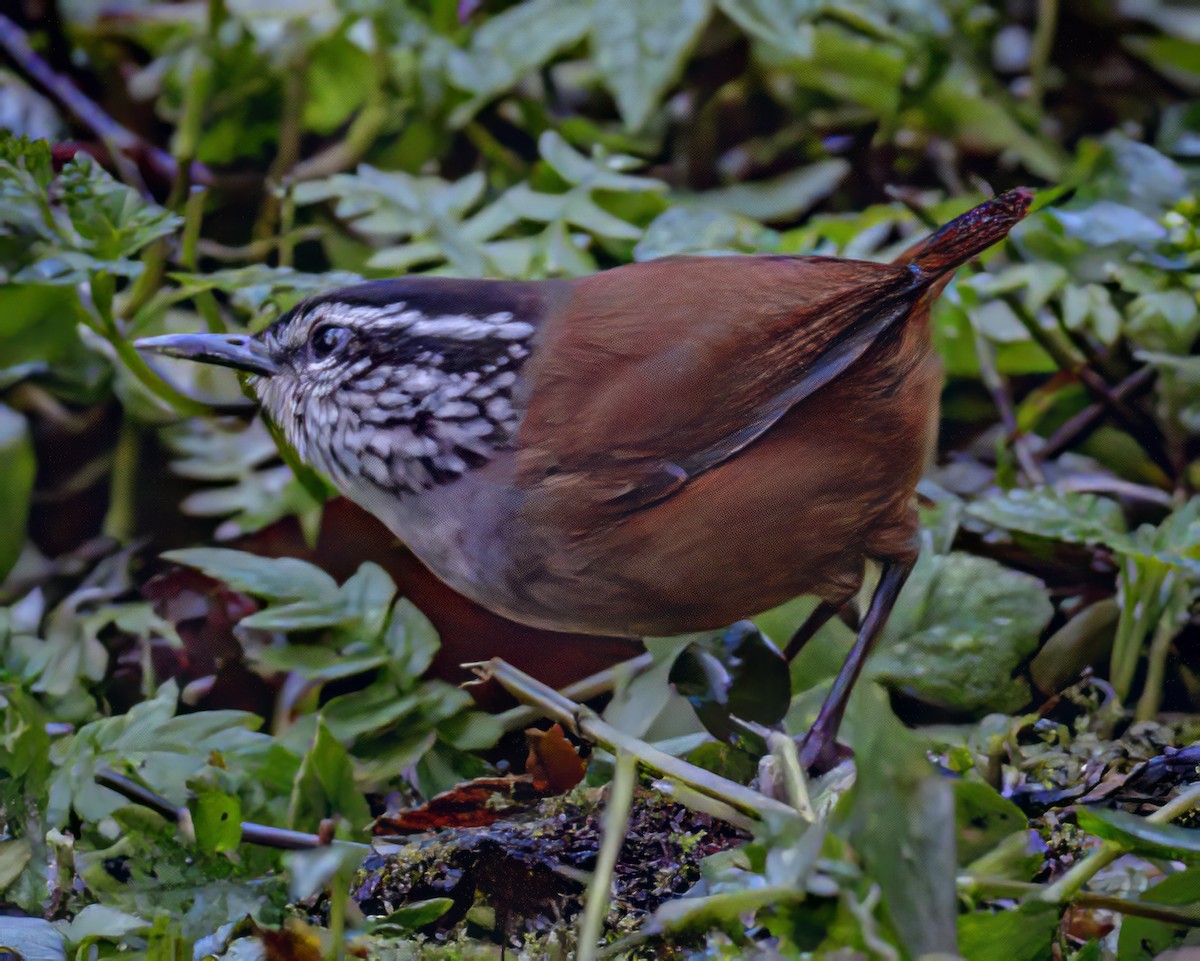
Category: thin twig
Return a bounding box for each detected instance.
[472,658,801,823]
[650,780,757,833]
[1005,296,1174,477]
[95,768,341,851]
[0,13,208,192]
[195,228,325,263]
[1037,366,1156,462]
[494,652,655,734]
[577,752,637,961]
[962,876,1200,926]
[973,328,1044,484]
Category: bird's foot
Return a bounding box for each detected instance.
[796,729,853,776]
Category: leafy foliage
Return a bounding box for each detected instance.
[1,0,1200,958]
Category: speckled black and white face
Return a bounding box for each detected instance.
[251,281,538,497]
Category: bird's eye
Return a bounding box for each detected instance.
[310,325,351,360]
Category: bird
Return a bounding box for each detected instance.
[138,187,1033,771]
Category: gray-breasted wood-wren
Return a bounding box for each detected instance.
[138,188,1033,769]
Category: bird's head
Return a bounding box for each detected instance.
[136,280,540,498]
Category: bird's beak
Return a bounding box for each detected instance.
[134,332,279,376]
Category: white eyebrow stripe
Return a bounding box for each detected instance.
[317,302,533,342]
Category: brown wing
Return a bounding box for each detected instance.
[515,254,922,519]
[513,189,1034,522]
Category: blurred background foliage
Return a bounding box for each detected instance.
[3,0,1200,957]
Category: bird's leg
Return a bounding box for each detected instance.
[783,599,844,660]
[797,561,914,773]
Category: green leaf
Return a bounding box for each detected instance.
[0,838,33,893]
[1116,866,1200,961]
[1077,806,1200,862]
[446,0,593,99]
[714,0,817,57]
[161,548,340,604]
[304,33,372,135]
[966,488,1127,547]
[365,898,455,934]
[170,265,362,318]
[692,160,850,222]
[289,718,372,832]
[59,156,181,262]
[0,916,64,961]
[253,644,387,680]
[869,552,1053,714]
[848,684,957,957]
[1051,201,1167,247]
[383,598,441,682]
[919,69,1066,179]
[958,902,1060,961]
[774,25,906,117]
[189,786,243,855]
[1091,133,1189,216]
[670,622,790,746]
[954,779,1030,866]
[537,131,664,193]
[0,405,34,581]
[57,904,149,948]
[46,682,266,826]
[591,0,713,131]
[634,205,776,259]
[0,135,53,187]
[287,843,366,903]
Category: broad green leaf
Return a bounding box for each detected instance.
[57,905,149,948]
[0,405,35,581]
[1061,283,1123,344]
[670,622,790,746]
[0,916,63,961]
[919,70,1066,179]
[1127,291,1200,354]
[383,598,441,681]
[253,645,387,680]
[966,488,1127,547]
[954,779,1030,866]
[1051,201,1167,247]
[289,717,372,831]
[0,838,33,893]
[958,902,1060,961]
[1091,132,1189,216]
[1077,806,1200,862]
[1116,866,1200,961]
[692,160,849,222]
[714,0,817,56]
[869,552,1053,714]
[849,684,957,957]
[46,682,266,826]
[537,131,664,193]
[446,0,593,98]
[189,786,243,855]
[366,898,455,934]
[161,548,340,604]
[772,25,906,116]
[303,32,372,134]
[287,843,367,903]
[634,206,776,259]
[591,0,713,131]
